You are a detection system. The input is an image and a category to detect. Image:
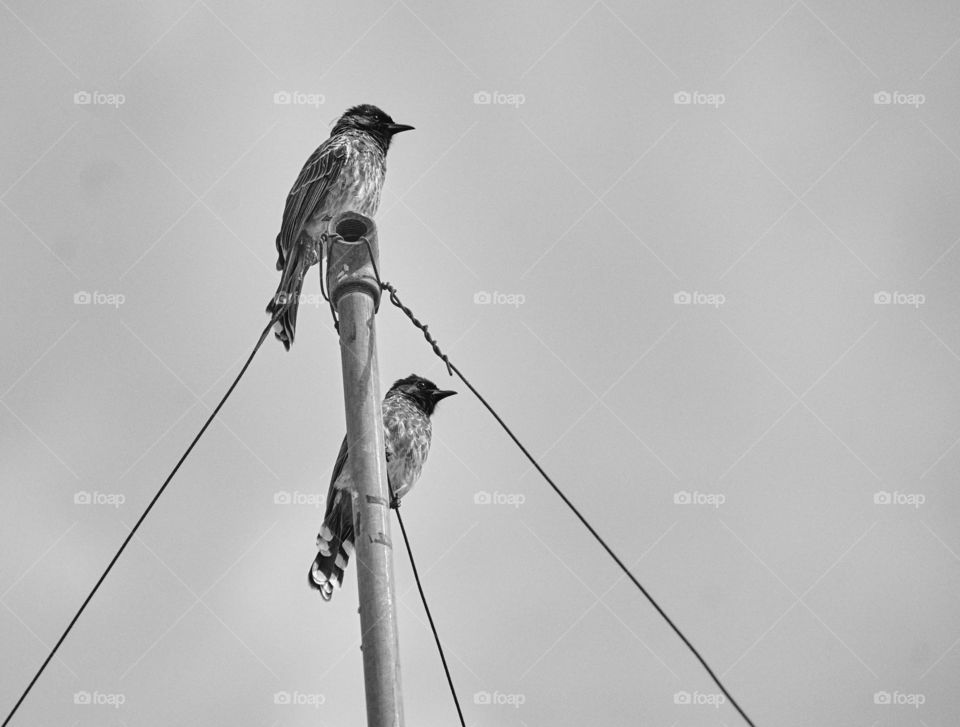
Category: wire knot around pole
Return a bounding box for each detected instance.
[361,241,454,377]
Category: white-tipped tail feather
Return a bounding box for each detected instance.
[308,489,354,602]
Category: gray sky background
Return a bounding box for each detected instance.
[3,1,960,725]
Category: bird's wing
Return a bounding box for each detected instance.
[324,417,396,515]
[322,435,350,521]
[274,139,347,270]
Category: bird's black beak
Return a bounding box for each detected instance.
[386,123,415,135]
[432,389,457,402]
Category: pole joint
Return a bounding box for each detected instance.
[325,211,381,310]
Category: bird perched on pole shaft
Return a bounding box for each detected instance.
[267,104,414,349]
[309,375,456,600]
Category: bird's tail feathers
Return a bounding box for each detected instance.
[266,237,314,350]
[308,490,355,601]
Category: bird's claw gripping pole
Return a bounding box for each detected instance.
[325,211,404,727]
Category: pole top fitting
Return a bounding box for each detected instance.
[325,211,381,310]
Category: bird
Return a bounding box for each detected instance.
[309,374,456,600]
[267,104,414,349]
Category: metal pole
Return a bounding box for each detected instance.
[325,212,404,727]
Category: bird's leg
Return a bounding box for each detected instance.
[305,216,335,268]
[316,215,341,331]
[318,215,334,248]
[389,491,401,510]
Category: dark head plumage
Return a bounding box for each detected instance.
[330,104,414,151]
[388,374,456,416]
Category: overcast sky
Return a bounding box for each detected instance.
[3,1,960,726]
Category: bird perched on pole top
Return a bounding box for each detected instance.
[309,375,456,600]
[267,104,414,349]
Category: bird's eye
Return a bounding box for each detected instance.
[417,381,427,389]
